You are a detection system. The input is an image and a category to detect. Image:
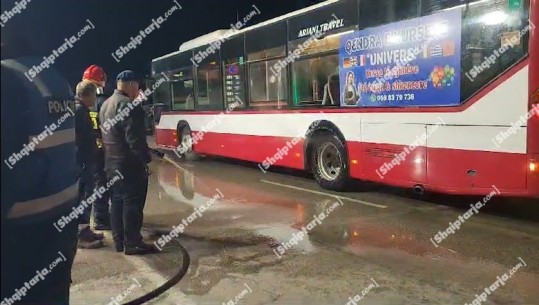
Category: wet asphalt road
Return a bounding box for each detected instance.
[71,152,539,305]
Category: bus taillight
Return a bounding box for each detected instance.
[530,160,538,173]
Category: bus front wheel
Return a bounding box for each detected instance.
[311,132,350,191]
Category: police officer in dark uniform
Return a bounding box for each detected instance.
[99,70,155,255]
[82,65,111,230]
[1,21,78,304]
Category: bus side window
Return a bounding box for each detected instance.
[221,35,247,110]
[459,0,529,102]
[196,63,222,110]
[246,21,288,109]
[291,55,339,106]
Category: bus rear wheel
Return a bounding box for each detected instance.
[311,132,350,191]
[177,125,201,161]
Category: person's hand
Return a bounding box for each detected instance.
[145,164,152,176]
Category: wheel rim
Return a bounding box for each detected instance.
[317,142,342,181]
[181,128,193,153]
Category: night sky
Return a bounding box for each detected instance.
[1,0,323,87]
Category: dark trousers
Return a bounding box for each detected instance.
[1,211,78,305]
[77,166,95,225]
[93,169,111,224]
[108,165,148,246]
[77,166,110,226]
[93,151,110,224]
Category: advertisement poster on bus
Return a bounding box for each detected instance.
[339,9,461,107]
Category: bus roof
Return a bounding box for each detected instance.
[152,0,341,62]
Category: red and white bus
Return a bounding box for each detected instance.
[151,0,539,198]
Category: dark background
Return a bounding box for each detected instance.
[1,0,324,87]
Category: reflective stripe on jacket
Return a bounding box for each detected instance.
[1,57,78,223]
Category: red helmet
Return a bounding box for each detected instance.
[82,65,106,87]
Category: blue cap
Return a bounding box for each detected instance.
[116,70,140,82]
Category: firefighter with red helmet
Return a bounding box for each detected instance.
[82,65,112,231]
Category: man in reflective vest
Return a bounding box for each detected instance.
[75,80,105,249]
[82,65,112,230]
[1,23,78,304]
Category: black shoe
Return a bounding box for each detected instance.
[79,226,104,241]
[94,223,111,231]
[114,241,124,253]
[124,243,158,256]
[78,239,104,249]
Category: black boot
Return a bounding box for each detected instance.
[124,242,158,256]
[94,215,111,231]
[114,240,124,253]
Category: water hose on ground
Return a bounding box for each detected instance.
[122,233,190,305]
[121,149,191,305]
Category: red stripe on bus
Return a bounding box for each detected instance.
[155,129,538,197]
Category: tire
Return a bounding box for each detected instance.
[176,125,201,162]
[311,132,350,191]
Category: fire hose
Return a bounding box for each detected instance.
[121,148,190,305]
